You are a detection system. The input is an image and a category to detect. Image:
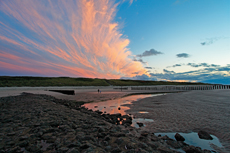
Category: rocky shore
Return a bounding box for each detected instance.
[0,93,213,153]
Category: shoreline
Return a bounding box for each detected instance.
[123,90,230,152]
[0,92,219,153]
[0,87,229,152]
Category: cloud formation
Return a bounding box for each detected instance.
[124,65,230,85]
[137,49,163,58]
[133,58,147,64]
[187,63,220,68]
[176,53,190,58]
[201,37,227,46]
[0,0,146,78]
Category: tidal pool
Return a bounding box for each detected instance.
[82,94,163,127]
[155,132,223,152]
[83,94,163,115]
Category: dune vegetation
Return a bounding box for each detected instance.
[0,76,209,87]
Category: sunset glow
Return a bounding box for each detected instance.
[0,0,230,84]
[0,0,146,78]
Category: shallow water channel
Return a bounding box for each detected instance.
[82,94,161,127]
[83,93,224,152]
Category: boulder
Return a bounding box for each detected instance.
[175,133,185,141]
[137,122,144,127]
[183,145,202,153]
[198,130,213,140]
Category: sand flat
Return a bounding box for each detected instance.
[124,90,230,152]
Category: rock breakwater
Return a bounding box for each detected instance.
[0,93,212,153]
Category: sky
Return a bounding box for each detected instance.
[0,0,230,84]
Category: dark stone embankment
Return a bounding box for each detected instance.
[0,93,212,153]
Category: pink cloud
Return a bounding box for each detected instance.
[0,0,147,78]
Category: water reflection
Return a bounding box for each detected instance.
[83,94,163,115]
[155,132,223,151]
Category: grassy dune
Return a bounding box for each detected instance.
[0,76,208,87]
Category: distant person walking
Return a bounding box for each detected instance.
[98,89,99,93]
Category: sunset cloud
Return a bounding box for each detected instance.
[0,0,146,78]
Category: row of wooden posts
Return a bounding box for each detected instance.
[131,85,230,91]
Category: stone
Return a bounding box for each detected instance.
[7,132,15,136]
[175,133,185,141]
[166,140,182,149]
[105,145,112,151]
[183,145,202,153]
[110,132,125,137]
[137,122,144,127]
[19,136,29,141]
[141,132,148,137]
[18,140,29,147]
[115,138,124,145]
[198,131,213,140]
[67,148,80,153]
[111,147,122,153]
[104,136,111,141]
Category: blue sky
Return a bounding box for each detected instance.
[0,0,230,84]
[117,0,230,84]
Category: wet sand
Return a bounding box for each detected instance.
[124,90,230,152]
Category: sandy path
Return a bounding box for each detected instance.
[124,90,230,152]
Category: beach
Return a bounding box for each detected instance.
[123,90,230,152]
[0,87,229,152]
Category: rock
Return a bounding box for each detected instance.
[7,132,15,136]
[157,145,176,153]
[110,132,125,137]
[138,142,148,149]
[105,145,112,151]
[18,140,29,147]
[183,145,202,153]
[198,131,213,140]
[137,122,144,127]
[59,147,69,152]
[97,132,107,138]
[203,149,211,153]
[141,132,148,137]
[80,143,90,150]
[104,136,110,141]
[102,141,109,146]
[19,136,29,141]
[115,138,124,145]
[160,135,171,140]
[166,139,182,149]
[42,133,53,140]
[67,148,80,153]
[111,147,122,153]
[126,143,135,149]
[175,133,185,141]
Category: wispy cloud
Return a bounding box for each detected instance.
[187,63,220,68]
[176,53,190,58]
[201,37,227,46]
[0,0,146,78]
[145,67,153,69]
[133,58,147,64]
[137,49,163,58]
